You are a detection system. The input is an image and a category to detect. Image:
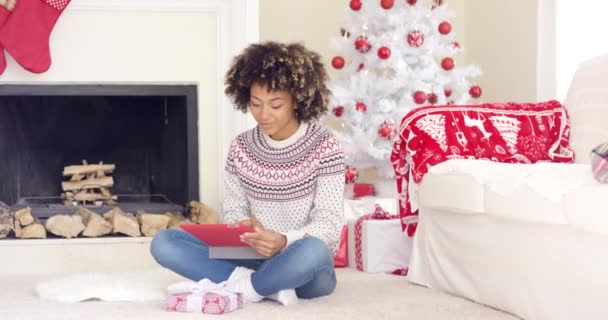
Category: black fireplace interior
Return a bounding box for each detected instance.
[0,85,199,217]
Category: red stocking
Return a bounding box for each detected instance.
[0,0,71,73]
[0,0,15,75]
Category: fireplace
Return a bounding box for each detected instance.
[0,85,199,218]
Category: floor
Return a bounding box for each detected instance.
[1,268,520,320]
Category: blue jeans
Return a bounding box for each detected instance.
[150,229,336,299]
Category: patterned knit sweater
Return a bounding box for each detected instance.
[221,122,345,253]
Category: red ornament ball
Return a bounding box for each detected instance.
[354,36,372,53]
[469,85,482,98]
[357,63,365,71]
[378,121,397,140]
[452,42,460,49]
[333,105,345,117]
[406,0,417,5]
[407,30,424,47]
[331,56,345,69]
[413,91,427,104]
[350,0,362,11]
[428,93,438,105]
[444,88,452,97]
[377,46,391,60]
[438,21,452,35]
[355,102,367,112]
[345,166,359,184]
[380,0,394,9]
[441,57,455,71]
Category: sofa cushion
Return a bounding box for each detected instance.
[418,159,608,234]
[564,54,608,164]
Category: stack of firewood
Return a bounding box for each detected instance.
[0,201,219,239]
[61,161,117,205]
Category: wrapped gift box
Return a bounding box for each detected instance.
[333,224,348,267]
[353,183,375,198]
[166,292,242,314]
[166,279,242,314]
[346,198,412,273]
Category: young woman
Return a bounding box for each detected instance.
[150,42,345,306]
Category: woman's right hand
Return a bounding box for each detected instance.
[237,218,263,229]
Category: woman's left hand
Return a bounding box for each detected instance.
[240,226,287,257]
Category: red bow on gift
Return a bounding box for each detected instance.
[370,204,398,220]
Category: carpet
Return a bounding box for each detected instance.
[1,268,519,320]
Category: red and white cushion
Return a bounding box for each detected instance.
[390,100,574,236]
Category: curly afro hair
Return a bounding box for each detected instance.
[224,42,331,122]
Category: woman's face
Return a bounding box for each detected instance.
[249,82,300,141]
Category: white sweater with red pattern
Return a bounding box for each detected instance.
[221,122,345,253]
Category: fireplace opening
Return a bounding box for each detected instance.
[0,85,199,219]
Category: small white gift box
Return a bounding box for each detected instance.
[346,198,412,273]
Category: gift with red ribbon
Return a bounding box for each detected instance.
[348,203,412,274]
[352,183,376,199]
[333,225,348,267]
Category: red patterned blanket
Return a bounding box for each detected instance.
[390,100,574,236]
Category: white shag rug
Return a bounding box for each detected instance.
[3,268,519,320]
[35,270,169,303]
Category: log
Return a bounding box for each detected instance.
[136,210,170,237]
[64,192,117,202]
[103,207,117,220]
[45,215,85,239]
[70,174,84,182]
[0,202,13,238]
[21,224,47,239]
[75,207,113,237]
[15,207,35,226]
[165,212,193,229]
[13,219,21,237]
[63,164,115,177]
[104,208,141,237]
[96,161,106,177]
[186,201,219,225]
[15,210,46,239]
[61,176,114,192]
[100,188,111,198]
[99,188,117,205]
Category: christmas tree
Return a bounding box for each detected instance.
[328,0,482,184]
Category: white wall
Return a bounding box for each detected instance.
[465,0,539,103]
[260,0,346,76]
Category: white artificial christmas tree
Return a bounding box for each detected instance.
[329,0,482,184]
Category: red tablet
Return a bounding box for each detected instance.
[180,224,266,259]
[180,224,254,246]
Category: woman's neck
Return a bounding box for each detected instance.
[270,118,300,141]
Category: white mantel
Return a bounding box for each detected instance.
[0,0,259,211]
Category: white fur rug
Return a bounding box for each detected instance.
[3,268,519,320]
[35,270,169,303]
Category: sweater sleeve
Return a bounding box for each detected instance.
[280,135,345,252]
[221,139,251,224]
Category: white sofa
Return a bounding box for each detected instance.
[406,54,608,320]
